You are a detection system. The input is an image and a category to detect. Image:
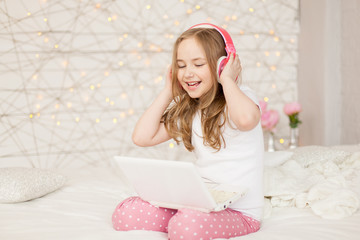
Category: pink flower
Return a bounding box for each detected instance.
[259,100,267,113]
[261,109,279,132]
[283,102,302,116]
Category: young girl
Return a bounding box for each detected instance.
[112,24,264,240]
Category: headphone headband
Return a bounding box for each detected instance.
[189,23,236,56]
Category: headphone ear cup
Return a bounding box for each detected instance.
[216,56,227,82]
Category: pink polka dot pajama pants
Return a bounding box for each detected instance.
[112,197,260,240]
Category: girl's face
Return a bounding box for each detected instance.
[176,37,213,99]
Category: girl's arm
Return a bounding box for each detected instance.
[132,69,173,146]
[219,53,261,131]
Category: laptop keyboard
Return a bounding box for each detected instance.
[208,189,237,203]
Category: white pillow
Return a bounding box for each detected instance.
[0,167,67,203]
[264,151,294,167]
[291,145,352,167]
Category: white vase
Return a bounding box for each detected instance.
[289,127,299,149]
[267,132,275,152]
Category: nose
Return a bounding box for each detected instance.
[184,66,194,78]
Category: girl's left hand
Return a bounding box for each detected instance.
[219,53,242,85]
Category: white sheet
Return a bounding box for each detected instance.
[1,164,360,240]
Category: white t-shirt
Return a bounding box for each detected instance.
[192,86,264,220]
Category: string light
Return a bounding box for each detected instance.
[4,1,299,163]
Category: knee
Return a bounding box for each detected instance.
[168,209,207,240]
[112,196,145,231]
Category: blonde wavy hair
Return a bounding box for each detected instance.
[163,28,228,152]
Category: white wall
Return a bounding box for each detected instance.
[298,0,360,146]
[341,0,360,144]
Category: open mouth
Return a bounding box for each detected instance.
[186,81,201,88]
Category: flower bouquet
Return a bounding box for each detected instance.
[260,100,279,151]
[283,102,302,148]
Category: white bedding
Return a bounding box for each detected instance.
[264,147,360,219]
[1,145,360,240]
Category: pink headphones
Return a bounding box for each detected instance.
[189,23,236,82]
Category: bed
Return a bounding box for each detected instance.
[1,144,360,240]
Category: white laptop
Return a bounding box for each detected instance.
[113,156,248,213]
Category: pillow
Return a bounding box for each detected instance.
[291,145,352,167]
[0,167,67,203]
[264,151,294,167]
